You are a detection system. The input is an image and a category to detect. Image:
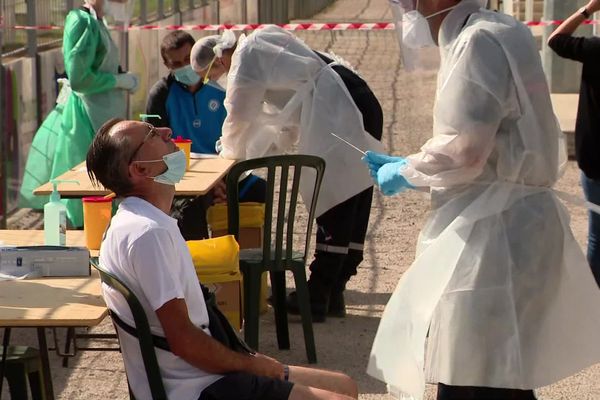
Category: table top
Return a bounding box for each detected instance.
[0,271,107,327]
[0,230,107,327]
[32,158,236,198]
[0,230,98,257]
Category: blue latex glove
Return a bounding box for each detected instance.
[362,150,405,170]
[376,161,414,195]
[361,151,414,195]
[362,150,407,178]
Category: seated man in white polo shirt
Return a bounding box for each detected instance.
[86,118,358,400]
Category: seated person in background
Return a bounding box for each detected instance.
[146,31,265,240]
[87,118,358,400]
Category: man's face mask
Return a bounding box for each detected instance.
[173,65,201,86]
[401,0,458,49]
[130,125,187,186]
[136,150,187,186]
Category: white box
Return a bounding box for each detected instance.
[0,246,90,277]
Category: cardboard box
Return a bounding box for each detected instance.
[210,227,262,250]
[210,227,269,314]
[200,271,242,331]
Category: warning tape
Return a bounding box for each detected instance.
[3,19,599,31]
[7,22,396,31]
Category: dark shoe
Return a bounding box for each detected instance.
[327,290,346,318]
[286,291,328,323]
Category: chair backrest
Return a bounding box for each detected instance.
[90,259,168,400]
[225,154,326,270]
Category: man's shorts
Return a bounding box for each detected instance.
[199,372,294,400]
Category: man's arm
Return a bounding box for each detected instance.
[129,228,282,378]
[156,297,284,379]
[547,0,600,63]
[401,30,509,188]
[220,79,267,160]
[145,77,171,128]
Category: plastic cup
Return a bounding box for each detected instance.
[173,136,192,170]
[82,196,113,250]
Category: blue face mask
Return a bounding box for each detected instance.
[173,65,201,86]
[138,150,187,185]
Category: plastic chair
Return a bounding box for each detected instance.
[0,345,44,400]
[90,260,167,400]
[225,155,325,364]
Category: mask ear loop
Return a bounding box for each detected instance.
[202,55,218,84]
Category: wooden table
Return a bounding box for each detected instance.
[33,158,236,197]
[0,229,98,257]
[0,230,107,399]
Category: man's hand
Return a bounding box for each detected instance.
[246,353,285,380]
[212,180,227,204]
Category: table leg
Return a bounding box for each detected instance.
[0,327,12,399]
[37,327,55,400]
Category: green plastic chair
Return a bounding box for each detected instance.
[90,260,167,400]
[0,344,44,400]
[225,154,325,364]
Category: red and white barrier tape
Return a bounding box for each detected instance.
[6,22,396,31]
[3,20,598,31]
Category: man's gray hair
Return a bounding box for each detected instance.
[86,118,135,196]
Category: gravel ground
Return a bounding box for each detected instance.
[4,1,600,399]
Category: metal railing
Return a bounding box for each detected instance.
[1,0,335,56]
[1,0,210,57]
[0,0,337,226]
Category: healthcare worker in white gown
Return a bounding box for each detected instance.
[363,0,600,399]
[190,27,384,322]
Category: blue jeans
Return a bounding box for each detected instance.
[581,172,600,286]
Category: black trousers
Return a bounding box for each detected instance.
[308,64,383,295]
[437,384,537,400]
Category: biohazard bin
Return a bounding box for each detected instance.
[188,235,242,330]
[207,203,268,313]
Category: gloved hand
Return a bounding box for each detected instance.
[361,151,414,196]
[114,72,139,93]
[375,161,414,195]
[362,150,407,173]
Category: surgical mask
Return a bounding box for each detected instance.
[173,65,201,86]
[402,1,458,49]
[137,150,187,185]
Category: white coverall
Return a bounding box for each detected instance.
[367,2,600,399]
[218,26,383,216]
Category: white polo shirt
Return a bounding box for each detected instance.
[99,197,222,400]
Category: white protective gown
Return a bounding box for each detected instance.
[219,26,383,216]
[367,2,600,399]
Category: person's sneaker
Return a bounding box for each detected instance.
[286,291,328,323]
[327,290,346,318]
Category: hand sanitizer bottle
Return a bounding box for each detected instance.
[43,179,78,245]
